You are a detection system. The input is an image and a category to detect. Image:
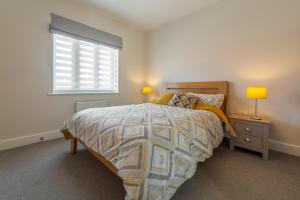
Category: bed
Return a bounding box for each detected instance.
[61,81,232,200]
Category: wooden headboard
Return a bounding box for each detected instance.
[161,81,229,114]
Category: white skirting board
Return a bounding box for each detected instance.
[269,140,300,157]
[0,131,300,157]
[0,130,63,151]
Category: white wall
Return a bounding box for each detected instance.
[146,0,300,146]
[0,0,145,141]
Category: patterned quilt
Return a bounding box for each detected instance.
[61,103,224,200]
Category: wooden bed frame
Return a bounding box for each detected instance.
[162,81,229,114]
[69,81,229,176]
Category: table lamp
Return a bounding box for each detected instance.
[142,86,153,102]
[246,87,267,120]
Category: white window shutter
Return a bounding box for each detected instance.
[53,33,119,93]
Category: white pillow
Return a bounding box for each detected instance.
[188,93,225,109]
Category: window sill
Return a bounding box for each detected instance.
[48,91,120,96]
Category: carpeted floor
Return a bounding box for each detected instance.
[0,139,299,200]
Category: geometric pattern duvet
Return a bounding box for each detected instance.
[61,103,224,200]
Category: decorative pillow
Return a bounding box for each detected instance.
[168,93,198,109]
[189,93,224,109]
[152,93,175,105]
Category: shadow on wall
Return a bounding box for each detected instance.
[270,119,300,144]
[227,81,250,115]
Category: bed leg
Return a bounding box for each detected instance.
[70,137,77,155]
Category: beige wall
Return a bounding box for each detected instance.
[146,0,300,145]
[0,0,145,140]
[0,0,299,148]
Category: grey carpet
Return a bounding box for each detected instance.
[0,139,299,200]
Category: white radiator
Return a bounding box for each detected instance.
[75,100,107,112]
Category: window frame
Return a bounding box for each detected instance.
[49,32,120,95]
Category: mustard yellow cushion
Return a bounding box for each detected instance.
[153,93,174,105]
[150,99,158,103]
[193,103,236,137]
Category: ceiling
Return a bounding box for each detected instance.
[82,0,221,32]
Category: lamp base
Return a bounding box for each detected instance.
[250,116,262,120]
[251,98,262,120]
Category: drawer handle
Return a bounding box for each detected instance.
[244,127,252,132]
[244,138,251,143]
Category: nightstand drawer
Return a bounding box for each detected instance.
[234,134,263,151]
[235,122,264,137]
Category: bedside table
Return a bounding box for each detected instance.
[229,113,271,160]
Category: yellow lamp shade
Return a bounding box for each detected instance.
[142,86,153,94]
[247,87,267,99]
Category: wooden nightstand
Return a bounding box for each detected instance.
[229,113,271,160]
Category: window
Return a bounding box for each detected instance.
[52,33,119,94]
[49,14,122,94]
